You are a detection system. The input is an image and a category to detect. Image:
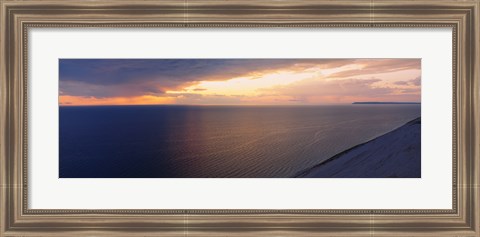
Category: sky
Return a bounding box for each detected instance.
[59,59,421,106]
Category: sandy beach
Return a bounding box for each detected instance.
[296,117,421,178]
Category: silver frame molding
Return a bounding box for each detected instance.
[1,0,478,236]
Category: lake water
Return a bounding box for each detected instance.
[59,105,420,178]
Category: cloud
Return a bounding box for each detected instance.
[399,88,421,93]
[60,59,351,97]
[327,59,421,79]
[267,78,387,96]
[411,76,421,86]
[259,77,420,104]
[172,93,247,105]
[393,76,422,86]
[394,81,410,86]
[59,59,421,105]
[59,59,401,98]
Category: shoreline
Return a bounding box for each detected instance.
[295,117,421,178]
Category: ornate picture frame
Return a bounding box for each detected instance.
[1,0,478,236]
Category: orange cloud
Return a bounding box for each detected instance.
[60,95,176,106]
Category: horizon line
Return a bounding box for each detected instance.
[59,102,422,107]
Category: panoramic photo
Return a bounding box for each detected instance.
[59,58,421,178]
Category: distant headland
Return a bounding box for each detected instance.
[352,102,421,105]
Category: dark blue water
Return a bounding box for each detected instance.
[59,105,420,178]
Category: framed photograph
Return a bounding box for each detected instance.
[1,0,478,236]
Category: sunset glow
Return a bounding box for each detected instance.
[59,59,421,106]
[59,95,176,106]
